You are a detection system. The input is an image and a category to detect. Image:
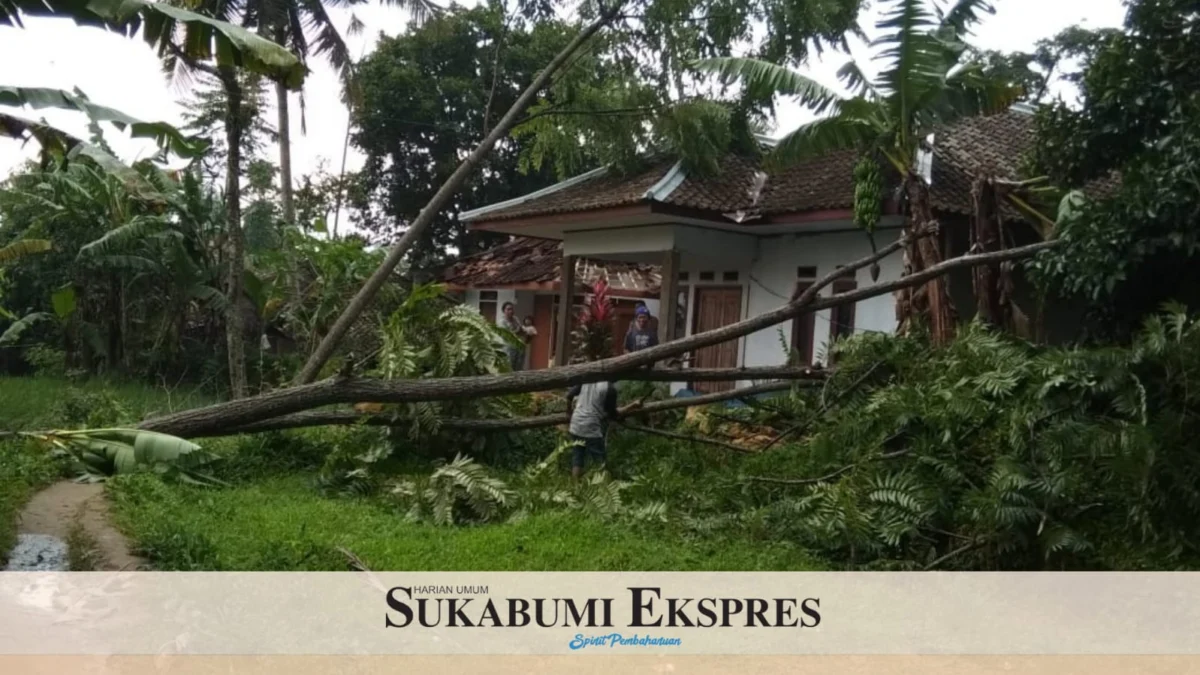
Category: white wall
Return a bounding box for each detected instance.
[742,228,903,372]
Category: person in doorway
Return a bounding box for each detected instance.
[624,304,659,353]
[498,302,527,371]
[565,377,619,479]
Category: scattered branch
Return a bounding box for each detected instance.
[617,421,754,454]
[743,449,911,486]
[758,361,886,451]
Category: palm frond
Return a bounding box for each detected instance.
[769,107,883,168]
[0,238,51,264]
[691,57,843,114]
[78,215,169,258]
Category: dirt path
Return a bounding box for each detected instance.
[15,481,147,571]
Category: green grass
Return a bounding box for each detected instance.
[3,375,823,571]
[0,375,215,431]
[107,473,819,571]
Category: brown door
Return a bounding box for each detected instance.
[530,295,554,370]
[691,286,742,392]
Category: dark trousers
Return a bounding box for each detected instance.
[570,434,607,470]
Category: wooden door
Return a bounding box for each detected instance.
[691,286,742,392]
[530,295,554,370]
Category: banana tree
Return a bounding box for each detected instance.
[0,427,221,484]
[1,0,307,174]
[695,0,1023,345]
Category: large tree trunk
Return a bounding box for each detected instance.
[293,8,624,385]
[899,176,957,345]
[219,66,248,399]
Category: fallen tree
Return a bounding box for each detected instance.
[139,230,1057,438]
[214,381,799,436]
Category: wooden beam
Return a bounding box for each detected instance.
[658,249,680,347]
[553,253,576,366]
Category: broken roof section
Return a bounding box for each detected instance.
[459,109,1044,227]
[441,236,661,297]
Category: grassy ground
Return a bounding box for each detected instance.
[2,375,823,571]
[107,473,817,571]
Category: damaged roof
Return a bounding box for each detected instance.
[441,236,661,296]
[460,109,1045,225]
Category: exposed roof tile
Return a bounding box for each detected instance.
[441,237,661,295]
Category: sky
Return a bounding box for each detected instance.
[0,0,1129,194]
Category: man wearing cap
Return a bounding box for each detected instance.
[624,304,659,353]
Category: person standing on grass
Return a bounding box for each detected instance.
[498,301,528,371]
[566,376,619,479]
[625,304,659,353]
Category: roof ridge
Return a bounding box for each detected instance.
[642,159,687,201]
[458,166,608,222]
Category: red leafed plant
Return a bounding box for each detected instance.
[571,276,615,362]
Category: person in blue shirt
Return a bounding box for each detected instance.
[624,305,659,353]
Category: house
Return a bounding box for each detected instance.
[446,107,1056,392]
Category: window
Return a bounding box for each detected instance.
[791,269,818,365]
[829,269,858,343]
[678,272,689,282]
[699,271,715,281]
[479,290,498,324]
[722,271,739,282]
[674,287,689,341]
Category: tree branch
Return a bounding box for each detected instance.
[617,421,754,454]
[293,3,629,385]
[758,361,886,451]
[744,449,911,486]
[212,381,799,437]
[140,237,1058,438]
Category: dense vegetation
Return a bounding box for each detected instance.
[4,0,1200,572]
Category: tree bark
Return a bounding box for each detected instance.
[219,66,248,399]
[970,176,1006,329]
[216,381,797,437]
[138,234,1055,438]
[901,176,958,345]
[293,6,626,385]
[274,46,295,226]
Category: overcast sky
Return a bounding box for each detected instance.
[0,0,1127,187]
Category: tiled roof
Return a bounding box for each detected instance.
[441,236,661,295]
[466,110,1054,224]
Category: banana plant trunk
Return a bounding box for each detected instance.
[219,66,248,399]
[900,175,957,345]
[970,176,1011,331]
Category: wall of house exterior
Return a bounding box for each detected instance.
[741,228,904,374]
[658,227,904,393]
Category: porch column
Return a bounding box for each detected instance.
[553,254,576,367]
[658,249,680,348]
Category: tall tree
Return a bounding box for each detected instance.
[239,0,440,227]
[161,0,305,399]
[695,0,1022,345]
[295,0,866,383]
[1027,0,1200,340]
[352,5,586,271]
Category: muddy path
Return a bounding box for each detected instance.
[13,481,146,571]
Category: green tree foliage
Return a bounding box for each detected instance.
[351,5,572,267]
[735,306,1200,569]
[1027,0,1200,338]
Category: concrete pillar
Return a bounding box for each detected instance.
[658,250,680,346]
[553,254,576,367]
